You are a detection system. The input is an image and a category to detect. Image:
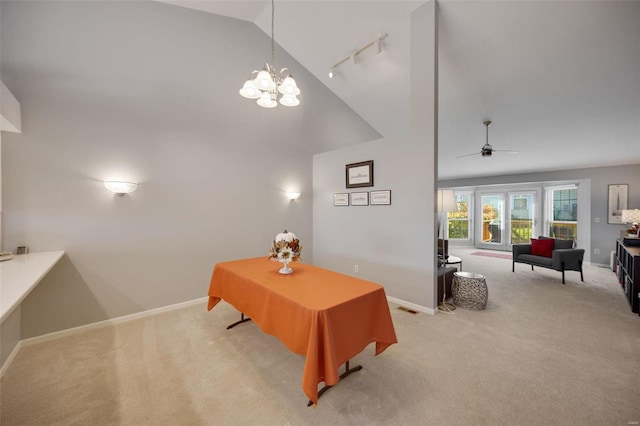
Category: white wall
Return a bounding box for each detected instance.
[1,79,22,247]
[313,134,434,308]
[0,0,379,337]
[0,80,22,133]
[313,2,439,311]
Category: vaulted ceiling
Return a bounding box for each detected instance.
[157,0,640,180]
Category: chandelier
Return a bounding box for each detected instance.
[239,0,300,108]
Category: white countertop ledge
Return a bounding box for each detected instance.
[0,250,65,323]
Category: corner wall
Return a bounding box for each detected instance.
[313,2,438,311]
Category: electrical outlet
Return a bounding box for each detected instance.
[594,217,600,223]
[594,248,600,255]
[354,265,359,273]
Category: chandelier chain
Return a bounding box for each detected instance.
[271,0,275,70]
[238,0,300,107]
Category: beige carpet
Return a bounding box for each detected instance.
[1,247,639,425]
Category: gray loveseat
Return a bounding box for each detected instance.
[512,236,584,284]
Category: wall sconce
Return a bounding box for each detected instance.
[104,181,137,195]
[286,191,301,201]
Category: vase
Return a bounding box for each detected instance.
[279,261,293,274]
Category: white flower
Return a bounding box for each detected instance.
[277,246,293,263]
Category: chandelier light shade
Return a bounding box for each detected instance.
[239,0,300,108]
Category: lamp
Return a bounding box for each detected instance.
[437,189,458,313]
[104,181,137,195]
[437,189,457,239]
[621,209,640,224]
[437,190,457,213]
[286,191,301,201]
[239,0,300,108]
[328,33,388,78]
[621,209,640,236]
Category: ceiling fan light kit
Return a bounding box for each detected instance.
[239,0,300,108]
[328,33,388,79]
[457,120,519,159]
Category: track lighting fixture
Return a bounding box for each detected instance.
[328,33,387,79]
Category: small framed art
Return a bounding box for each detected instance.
[350,192,369,206]
[608,184,629,224]
[333,193,349,206]
[370,190,391,205]
[346,160,374,188]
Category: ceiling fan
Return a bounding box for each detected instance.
[457,120,519,158]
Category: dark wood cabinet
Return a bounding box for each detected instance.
[616,240,640,315]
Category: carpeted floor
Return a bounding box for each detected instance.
[1,247,639,425]
[471,251,512,259]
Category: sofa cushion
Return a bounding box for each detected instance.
[531,238,554,257]
[519,253,553,267]
[553,239,573,249]
[539,236,573,249]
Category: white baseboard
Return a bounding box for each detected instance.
[387,296,436,315]
[0,296,209,378]
[0,340,24,379]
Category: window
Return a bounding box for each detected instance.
[545,185,578,242]
[447,192,471,240]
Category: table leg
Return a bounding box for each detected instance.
[307,360,363,406]
[226,313,252,329]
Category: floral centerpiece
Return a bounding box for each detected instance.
[268,230,302,274]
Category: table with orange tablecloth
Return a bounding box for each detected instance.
[207,257,398,405]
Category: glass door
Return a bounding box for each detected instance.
[477,191,539,250]
[477,193,504,249]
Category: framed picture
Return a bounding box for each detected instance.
[370,190,391,205]
[346,160,374,188]
[608,184,629,224]
[350,192,369,206]
[333,193,349,206]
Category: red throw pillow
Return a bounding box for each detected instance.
[530,238,554,258]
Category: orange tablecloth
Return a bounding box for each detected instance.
[207,257,398,405]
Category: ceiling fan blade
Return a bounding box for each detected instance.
[457,120,518,159]
[456,152,480,158]
[492,149,520,154]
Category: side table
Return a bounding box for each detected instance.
[452,271,488,310]
[444,255,462,271]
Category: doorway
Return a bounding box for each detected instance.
[476,190,540,251]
